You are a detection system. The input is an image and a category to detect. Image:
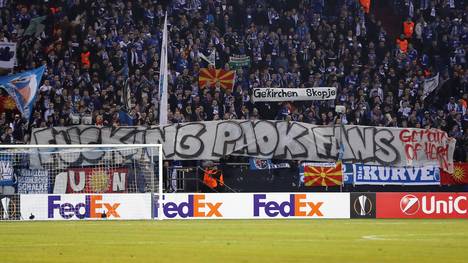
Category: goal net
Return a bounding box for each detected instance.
[0,144,162,220]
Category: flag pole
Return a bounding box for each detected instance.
[155,12,169,220]
[158,12,168,125]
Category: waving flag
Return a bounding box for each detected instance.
[158,13,168,125]
[199,49,216,66]
[119,78,134,126]
[122,78,132,111]
[0,65,45,119]
[422,73,440,100]
[441,163,468,185]
[24,16,46,37]
[199,68,235,90]
[300,162,343,187]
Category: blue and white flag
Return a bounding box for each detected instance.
[342,163,354,185]
[0,65,45,119]
[0,156,15,186]
[349,164,440,185]
[0,42,17,69]
[422,73,439,100]
[249,158,290,170]
[158,13,168,125]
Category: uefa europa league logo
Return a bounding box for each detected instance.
[1,196,11,219]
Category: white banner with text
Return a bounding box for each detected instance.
[252,87,337,102]
[31,121,456,172]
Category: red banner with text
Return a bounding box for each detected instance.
[376,192,468,219]
[66,167,128,193]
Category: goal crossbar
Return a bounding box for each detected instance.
[0,144,164,220]
[0,144,160,149]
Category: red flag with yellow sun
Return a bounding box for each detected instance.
[199,68,235,90]
[300,162,343,187]
[441,163,468,185]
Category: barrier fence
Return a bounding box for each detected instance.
[2,192,467,220]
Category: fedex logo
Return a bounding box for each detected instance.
[253,194,323,218]
[48,195,120,219]
[157,194,222,218]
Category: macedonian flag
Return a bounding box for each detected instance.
[198,68,235,90]
[301,162,343,187]
[441,163,468,185]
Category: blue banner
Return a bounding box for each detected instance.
[0,65,45,118]
[347,164,440,185]
[118,110,134,126]
[0,157,15,186]
[249,158,290,170]
[342,164,354,185]
[17,169,49,194]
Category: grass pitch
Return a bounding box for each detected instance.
[1,219,467,263]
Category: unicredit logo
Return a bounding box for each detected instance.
[400,194,467,215]
[400,195,420,215]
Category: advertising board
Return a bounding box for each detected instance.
[345,164,440,185]
[155,193,350,219]
[350,193,376,218]
[20,193,152,220]
[376,192,468,219]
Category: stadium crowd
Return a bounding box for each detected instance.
[0,0,466,161]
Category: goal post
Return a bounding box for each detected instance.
[0,144,163,220]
